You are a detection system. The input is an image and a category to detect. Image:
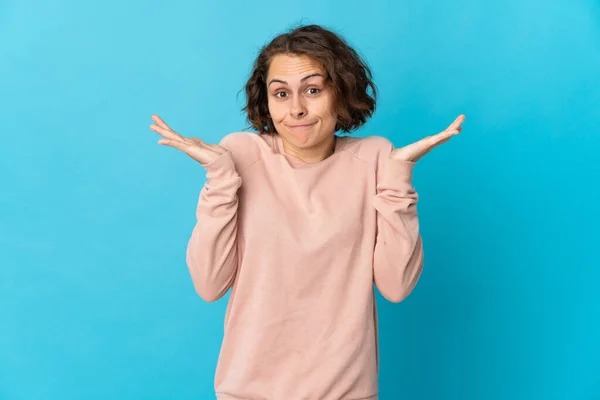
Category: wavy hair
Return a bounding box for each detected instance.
[242,24,377,134]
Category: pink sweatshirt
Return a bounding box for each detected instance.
[186,131,424,400]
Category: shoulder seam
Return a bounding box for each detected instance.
[339,148,377,172]
[339,135,392,172]
[237,132,264,178]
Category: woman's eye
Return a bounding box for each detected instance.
[274,88,319,98]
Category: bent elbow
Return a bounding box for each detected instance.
[378,258,424,304]
[185,242,236,303]
[194,284,227,303]
[381,286,414,303]
[187,261,233,303]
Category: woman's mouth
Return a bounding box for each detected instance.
[287,122,317,130]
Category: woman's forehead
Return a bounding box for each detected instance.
[267,54,325,81]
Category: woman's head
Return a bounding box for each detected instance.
[243,24,377,143]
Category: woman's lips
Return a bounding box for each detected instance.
[287,122,317,130]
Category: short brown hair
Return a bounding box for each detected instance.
[242,24,377,134]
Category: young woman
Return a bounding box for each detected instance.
[150,24,464,400]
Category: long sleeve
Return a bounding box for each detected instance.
[372,156,424,303]
[186,149,243,302]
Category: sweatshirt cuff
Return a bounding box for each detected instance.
[380,158,416,185]
[201,150,238,181]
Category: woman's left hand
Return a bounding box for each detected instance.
[390,114,465,162]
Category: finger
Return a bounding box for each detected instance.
[157,138,188,152]
[428,129,458,146]
[150,124,185,141]
[190,137,209,147]
[152,115,172,131]
[447,114,465,131]
[151,115,186,140]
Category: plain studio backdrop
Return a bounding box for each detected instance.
[1,0,598,399]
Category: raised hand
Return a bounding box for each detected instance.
[149,115,227,165]
[390,114,465,162]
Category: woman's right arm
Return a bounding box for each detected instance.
[186,150,242,302]
[149,115,242,302]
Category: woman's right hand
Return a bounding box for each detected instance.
[150,115,227,165]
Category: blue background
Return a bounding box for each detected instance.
[1,0,599,399]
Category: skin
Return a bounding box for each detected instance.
[266,54,338,163]
[149,53,466,165]
[149,116,226,165]
[391,114,464,162]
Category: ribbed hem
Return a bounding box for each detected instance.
[201,151,239,181]
[216,392,378,400]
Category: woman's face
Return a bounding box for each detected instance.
[266,54,338,159]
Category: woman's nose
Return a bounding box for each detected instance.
[289,96,307,118]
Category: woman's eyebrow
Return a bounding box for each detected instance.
[268,73,323,86]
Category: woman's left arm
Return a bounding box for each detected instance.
[372,114,465,303]
[372,159,423,303]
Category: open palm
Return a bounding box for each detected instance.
[390,115,465,162]
[149,115,227,165]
